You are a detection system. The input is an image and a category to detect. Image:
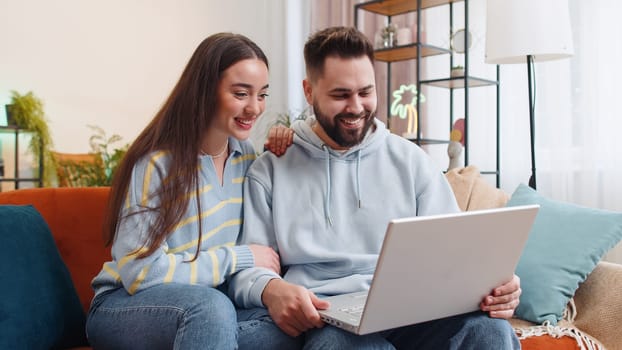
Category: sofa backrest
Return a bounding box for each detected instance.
[0,187,110,312]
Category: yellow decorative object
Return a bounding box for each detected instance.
[450,129,462,142]
[405,104,417,136]
[390,84,425,138]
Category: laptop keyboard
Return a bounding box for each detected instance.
[339,305,364,318]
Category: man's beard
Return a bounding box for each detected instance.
[313,102,375,148]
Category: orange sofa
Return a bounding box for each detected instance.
[0,184,620,349]
[0,187,109,349]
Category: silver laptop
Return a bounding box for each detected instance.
[318,204,539,335]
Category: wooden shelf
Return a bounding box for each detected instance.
[420,76,499,89]
[405,138,450,145]
[357,0,463,17]
[374,43,450,62]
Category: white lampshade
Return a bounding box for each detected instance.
[485,0,574,64]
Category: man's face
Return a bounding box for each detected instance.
[304,56,377,149]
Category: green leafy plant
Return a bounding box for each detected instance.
[58,125,128,187]
[6,91,55,186]
[88,125,128,183]
[450,65,465,78]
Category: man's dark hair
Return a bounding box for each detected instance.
[304,26,375,82]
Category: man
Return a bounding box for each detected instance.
[232,26,521,349]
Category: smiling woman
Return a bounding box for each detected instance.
[84,32,286,349]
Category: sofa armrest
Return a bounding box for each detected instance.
[573,261,622,350]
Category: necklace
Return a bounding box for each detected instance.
[202,140,229,158]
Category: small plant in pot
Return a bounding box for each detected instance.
[6,90,55,186]
[450,65,465,78]
[60,125,129,187]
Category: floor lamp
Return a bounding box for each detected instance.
[485,0,574,190]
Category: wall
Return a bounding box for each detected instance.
[0,0,309,176]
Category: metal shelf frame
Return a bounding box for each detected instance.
[0,126,44,189]
[354,0,501,187]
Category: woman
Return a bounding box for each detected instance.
[86,32,282,349]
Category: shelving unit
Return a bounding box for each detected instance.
[354,0,500,186]
[0,126,44,190]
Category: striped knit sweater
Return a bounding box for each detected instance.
[91,138,257,297]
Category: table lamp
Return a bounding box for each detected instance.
[485,0,574,189]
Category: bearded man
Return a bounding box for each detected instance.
[231,26,521,350]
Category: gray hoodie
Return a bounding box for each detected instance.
[230,117,459,308]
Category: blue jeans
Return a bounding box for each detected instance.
[383,311,520,350]
[86,284,237,350]
[237,307,303,349]
[236,308,520,350]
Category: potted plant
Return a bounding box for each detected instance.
[3,104,16,127]
[56,125,128,187]
[450,65,465,78]
[87,125,128,185]
[6,91,55,186]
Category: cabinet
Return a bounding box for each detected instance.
[0,126,44,190]
[354,0,500,186]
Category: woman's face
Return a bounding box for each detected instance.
[212,58,269,141]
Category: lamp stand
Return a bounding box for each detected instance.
[527,55,537,190]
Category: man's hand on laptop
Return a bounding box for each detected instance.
[480,274,521,319]
[261,279,330,336]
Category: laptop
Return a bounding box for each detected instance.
[318,204,539,335]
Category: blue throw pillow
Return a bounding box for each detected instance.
[507,184,622,325]
[0,205,87,349]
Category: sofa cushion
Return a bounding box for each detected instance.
[507,184,622,325]
[445,166,509,210]
[0,205,87,349]
[573,261,622,350]
[520,335,581,350]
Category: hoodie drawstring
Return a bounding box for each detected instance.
[356,150,362,208]
[322,145,363,226]
[322,145,333,226]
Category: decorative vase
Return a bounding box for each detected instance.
[3,105,16,127]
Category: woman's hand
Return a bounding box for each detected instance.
[248,244,281,275]
[264,125,294,156]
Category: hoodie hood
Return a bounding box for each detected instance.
[291,117,389,225]
[291,117,389,159]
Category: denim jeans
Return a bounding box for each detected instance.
[237,307,304,349]
[236,308,520,350]
[383,311,520,350]
[86,284,237,350]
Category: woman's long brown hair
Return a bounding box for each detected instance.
[103,33,269,260]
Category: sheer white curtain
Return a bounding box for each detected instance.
[538,1,622,261]
[544,0,622,211]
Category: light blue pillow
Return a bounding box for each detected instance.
[506,184,622,325]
